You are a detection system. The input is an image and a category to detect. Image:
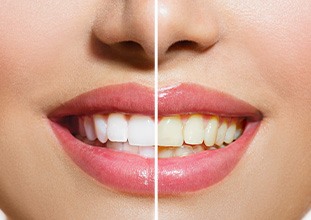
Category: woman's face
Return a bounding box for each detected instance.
[0,0,310,219]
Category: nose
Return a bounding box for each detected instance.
[158,1,220,62]
[92,0,155,61]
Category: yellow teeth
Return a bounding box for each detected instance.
[158,115,244,148]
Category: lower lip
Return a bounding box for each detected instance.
[50,120,259,195]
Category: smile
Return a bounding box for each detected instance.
[49,83,261,195]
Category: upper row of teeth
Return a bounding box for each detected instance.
[78,113,243,148]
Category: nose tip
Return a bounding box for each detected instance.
[158,1,220,61]
[92,1,219,64]
[92,1,155,60]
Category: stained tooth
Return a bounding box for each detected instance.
[204,116,219,146]
[193,145,205,153]
[174,146,194,157]
[139,146,155,158]
[107,113,128,142]
[106,141,123,151]
[183,114,204,145]
[84,116,97,141]
[158,116,183,147]
[78,118,86,137]
[123,142,139,154]
[224,121,236,144]
[128,115,154,146]
[158,147,175,158]
[234,123,243,140]
[215,120,228,146]
[93,114,108,144]
[208,146,217,150]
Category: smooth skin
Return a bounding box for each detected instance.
[0,0,310,219]
[158,1,311,220]
[0,1,154,220]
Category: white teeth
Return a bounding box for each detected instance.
[183,114,204,145]
[93,114,108,144]
[123,142,139,154]
[158,116,183,147]
[204,117,219,146]
[84,116,96,141]
[174,146,194,157]
[215,120,228,146]
[128,115,154,146]
[139,146,155,158]
[107,113,128,142]
[106,141,123,151]
[224,120,236,144]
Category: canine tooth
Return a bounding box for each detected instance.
[84,116,96,141]
[107,113,128,142]
[193,145,205,153]
[234,124,243,140]
[106,141,123,151]
[123,142,139,154]
[204,116,219,146]
[158,116,183,147]
[158,148,175,158]
[174,146,194,157]
[224,121,236,144]
[215,120,228,146]
[93,114,108,144]
[78,118,86,137]
[183,114,204,145]
[128,115,154,146]
[139,146,155,158]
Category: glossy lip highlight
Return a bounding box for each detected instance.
[49,83,261,195]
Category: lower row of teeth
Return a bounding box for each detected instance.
[72,113,244,158]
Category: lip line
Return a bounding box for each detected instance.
[49,82,262,121]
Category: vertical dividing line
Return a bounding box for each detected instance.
[154,0,159,219]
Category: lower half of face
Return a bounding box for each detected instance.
[0,0,311,219]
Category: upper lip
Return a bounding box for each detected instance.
[50,82,261,119]
[49,82,262,195]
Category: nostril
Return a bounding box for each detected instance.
[115,41,145,53]
[168,40,199,52]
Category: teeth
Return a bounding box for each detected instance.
[123,142,139,154]
[224,120,236,144]
[106,141,123,151]
[183,114,204,145]
[128,115,154,146]
[193,145,205,153]
[139,146,155,158]
[83,116,96,141]
[107,113,128,142]
[204,116,219,146]
[75,112,245,158]
[215,120,228,146]
[158,116,183,147]
[93,114,108,144]
[234,123,243,140]
[158,148,175,158]
[174,145,194,157]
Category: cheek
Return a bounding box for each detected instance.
[232,0,311,101]
[0,1,93,93]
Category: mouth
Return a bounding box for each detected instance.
[49,83,261,195]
